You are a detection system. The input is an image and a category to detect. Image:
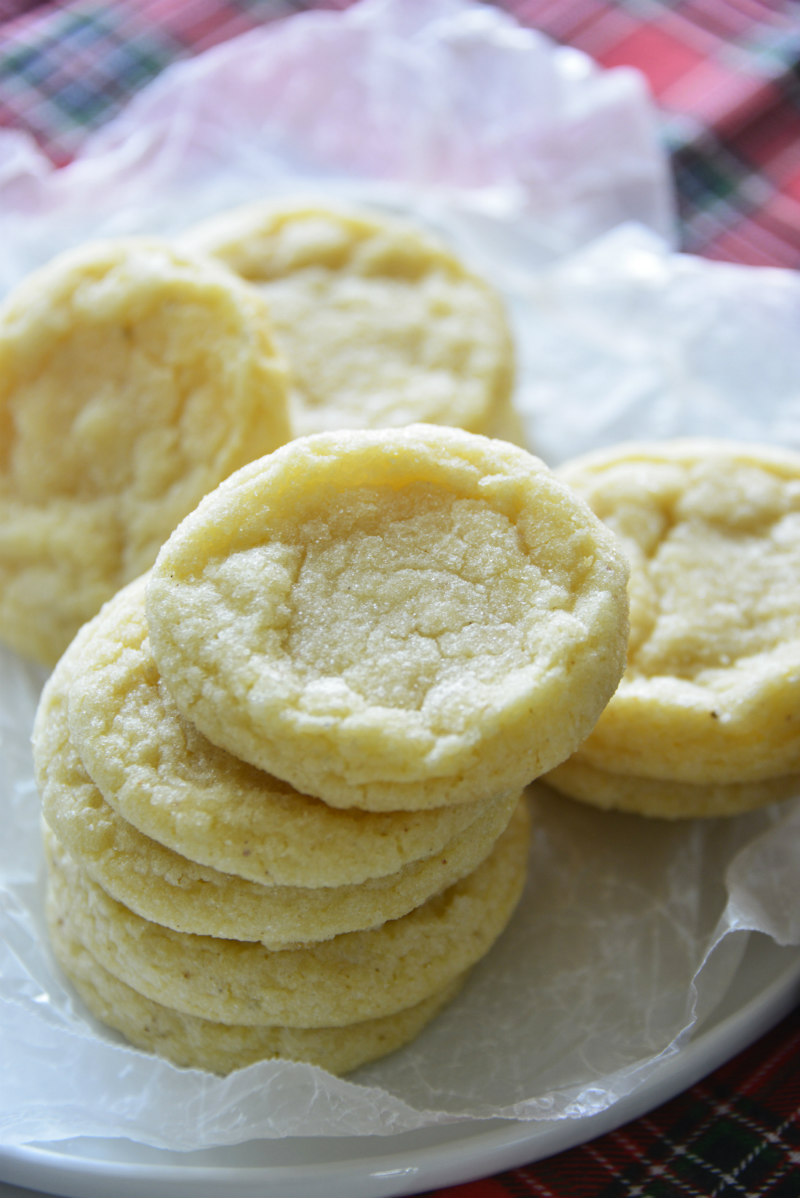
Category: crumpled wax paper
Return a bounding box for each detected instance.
[1,0,799,1151]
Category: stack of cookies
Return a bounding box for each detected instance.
[545,440,800,819]
[34,424,630,1075]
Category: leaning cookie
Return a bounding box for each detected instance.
[146,425,630,811]
[43,800,529,1028]
[181,200,518,440]
[544,756,800,819]
[47,908,467,1076]
[54,576,490,888]
[0,236,291,665]
[554,439,800,791]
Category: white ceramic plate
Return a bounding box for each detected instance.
[1,933,798,1198]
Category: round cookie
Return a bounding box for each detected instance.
[47,906,466,1075]
[0,236,291,665]
[43,799,530,1028]
[181,200,517,439]
[38,676,520,942]
[556,439,800,787]
[145,425,630,811]
[544,758,800,820]
[58,576,489,887]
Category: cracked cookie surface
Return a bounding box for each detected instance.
[0,237,290,665]
[553,439,800,792]
[146,425,630,811]
[57,576,489,887]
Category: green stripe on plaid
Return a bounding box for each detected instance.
[2,10,173,120]
[0,0,353,163]
[0,4,180,161]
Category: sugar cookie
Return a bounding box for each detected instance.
[38,665,520,942]
[0,237,290,664]
[146,425,630,811]
[555,439,800,787]
[182,201,517,439]
[58,576,489,887]
[544,757,800,819]
[44,800,529,1028]
[47,906,466,1075]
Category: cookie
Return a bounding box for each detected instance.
[38,662,520,943]
[544,757,800,819]
[58,576,489,888]
[0,236,291,665]
[47,906,466,1075]
[182,200,517,439]
[145,425,630,811]
[43,799,530,1028]
[554,439,800,789]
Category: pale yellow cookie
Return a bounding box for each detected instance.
[44,799,530,1028]
[556,439,800,788]
[38,666,520,942]
[182,200,517,439]
[544,757,800,819]
[57,576,490,887]
[47,905,466,1075]
[146,425,630,811]
[0,236,291,665]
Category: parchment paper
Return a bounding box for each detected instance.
[0,0,798,1151]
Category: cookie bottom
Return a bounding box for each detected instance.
[545,755,800,819]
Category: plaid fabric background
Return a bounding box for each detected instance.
[421,1004,800,1198]
[0,0,355,165]
[497,1,800,268]
[0,3,798,1196]
[1,0,799,264]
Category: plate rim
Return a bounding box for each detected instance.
[2,938,799,1198]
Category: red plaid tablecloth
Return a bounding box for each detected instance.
[507,0,800,267]
[1,0,799,265]
[0,3,798,1197]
